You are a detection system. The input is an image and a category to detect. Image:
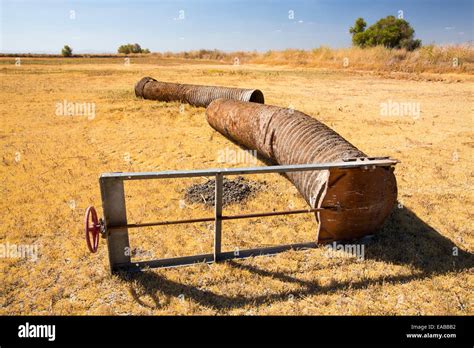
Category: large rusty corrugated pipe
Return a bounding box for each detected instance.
[135,77,265,107]
[206,99,397,243]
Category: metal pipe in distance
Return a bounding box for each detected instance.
[206,98,398,243]
[135,77,265,107]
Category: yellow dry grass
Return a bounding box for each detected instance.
[0,56,473,315]
[250,44,474,74]
[6,44,473,74]
[145,44,474,73]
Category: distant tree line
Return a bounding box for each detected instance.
[117,43,150,54]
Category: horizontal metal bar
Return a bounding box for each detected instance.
[221,207,324,220]
[116,241,318,271]
[100,158,398,181]
[112,217,215,229]
[107,208,324,231]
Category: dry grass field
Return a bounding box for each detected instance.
[0,56,473,315]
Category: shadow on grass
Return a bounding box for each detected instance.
[118,208,473,311]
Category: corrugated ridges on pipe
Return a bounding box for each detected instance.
[135,77,264,107]
[206,98,397,243]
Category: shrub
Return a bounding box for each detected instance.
[61,45,73,57]
[117,43,150,54]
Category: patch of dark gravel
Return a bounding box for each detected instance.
[184,176,265,207]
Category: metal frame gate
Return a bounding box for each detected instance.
[98,157,397,273]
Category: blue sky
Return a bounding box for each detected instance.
[1,0,472,53]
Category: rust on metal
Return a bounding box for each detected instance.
[206,99,397,243]
[135,77,265,107]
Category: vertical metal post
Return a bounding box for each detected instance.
[100,177,131,273]
[214,173,223,262]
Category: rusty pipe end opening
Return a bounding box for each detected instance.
[134,76,156,98]
[249,89,265,104]
[316,166,398,243]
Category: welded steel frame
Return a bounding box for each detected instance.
[99,157,398,273]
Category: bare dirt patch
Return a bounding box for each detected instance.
[184,176,265,207]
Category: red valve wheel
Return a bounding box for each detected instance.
[85,206,100,253]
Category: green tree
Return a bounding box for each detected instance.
[61,45,73,57]
[118,44,131,54]
[350,16,421,50]
[349,18,367,50]
[131,43,141,53]
[117,43,150,54]
[349,17,366,34]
